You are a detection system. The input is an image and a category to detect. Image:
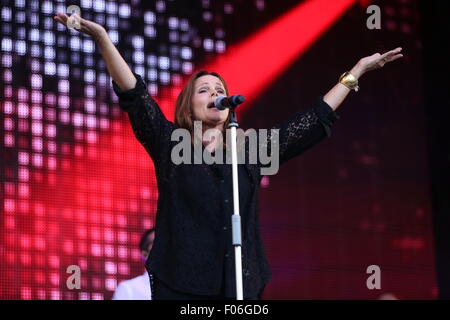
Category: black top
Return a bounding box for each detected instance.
[112,74,340,298]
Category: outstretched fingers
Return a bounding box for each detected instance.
[387,53,404,63]
[53,12,69,26]
[54,12,86,32]
[381,47,403,62]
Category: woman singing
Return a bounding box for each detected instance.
[54,12,403,300]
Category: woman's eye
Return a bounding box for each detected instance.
[198,88,224,94]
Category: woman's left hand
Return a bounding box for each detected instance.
[351,47,404,78]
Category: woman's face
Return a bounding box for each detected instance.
[191,75,229,127]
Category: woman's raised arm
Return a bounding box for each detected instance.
[54,12,176,167]
[53,12,136,91]
[323,47,404,110]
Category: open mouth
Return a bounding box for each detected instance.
[208,102,221,110]
[207,102,226,111]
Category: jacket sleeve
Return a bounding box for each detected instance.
[111,74,175,165]
[264,96,340,165]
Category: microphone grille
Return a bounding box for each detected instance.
[232,95,245,105]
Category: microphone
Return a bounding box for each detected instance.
[208,95,246,110]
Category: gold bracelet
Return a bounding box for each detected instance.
[339,72,359,92]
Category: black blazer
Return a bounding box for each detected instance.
[112,74,340,298]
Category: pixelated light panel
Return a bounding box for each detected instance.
[0,0,246,300]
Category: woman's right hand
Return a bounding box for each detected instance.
[54,11,136,90]
[53,12,107,42]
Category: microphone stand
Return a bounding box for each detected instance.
[227,106,244,300]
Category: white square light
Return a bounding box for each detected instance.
[118,4,130,18]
